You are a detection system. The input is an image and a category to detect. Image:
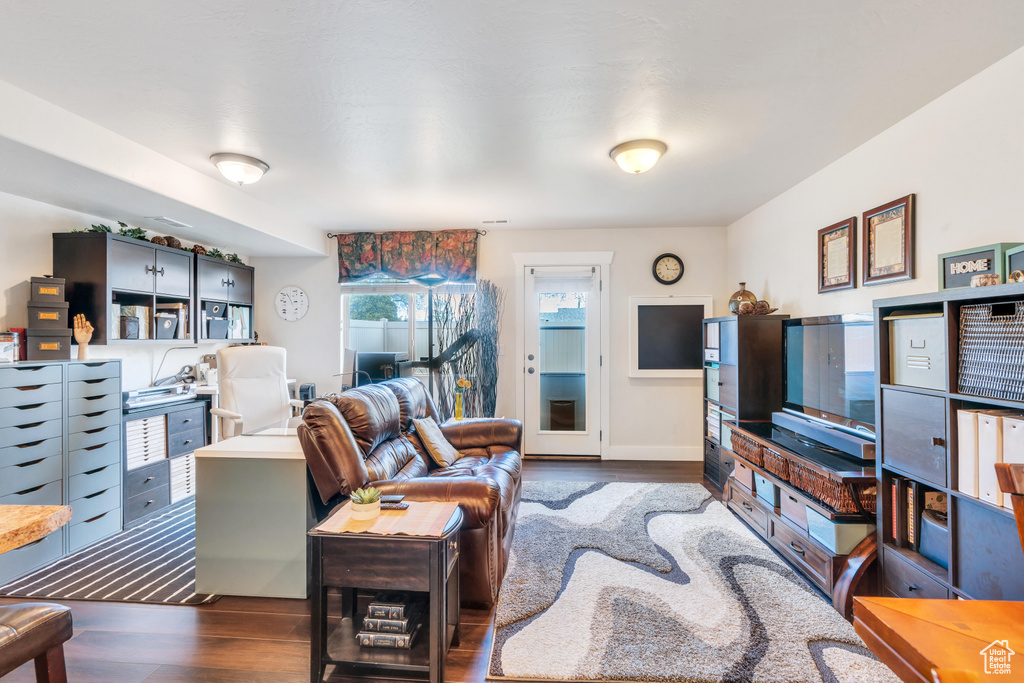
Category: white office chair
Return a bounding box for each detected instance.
[210,346,304,439]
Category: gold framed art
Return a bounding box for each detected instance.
[818,217,856,293]
[863,194,915,286]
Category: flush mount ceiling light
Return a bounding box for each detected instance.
[609,139,667,175]
[210,153,270,185]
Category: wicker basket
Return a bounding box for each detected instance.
[958,300,1024,402]
[788,460,877,514]
[761,447,790,481]
[730,431,764,467]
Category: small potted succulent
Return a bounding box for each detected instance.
[350,486,382,520]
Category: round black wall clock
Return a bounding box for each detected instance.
[652,253,684,284]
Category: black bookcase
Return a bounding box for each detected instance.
[194,254,255,343]
[702,314,788,489]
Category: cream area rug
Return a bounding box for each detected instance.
[488,482,897,683]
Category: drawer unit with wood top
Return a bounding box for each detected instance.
[0,360,122,585]
[122,399,207,527]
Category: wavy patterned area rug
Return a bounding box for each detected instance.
[488,482,897,683]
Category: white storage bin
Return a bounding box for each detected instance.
[805,508,874,554]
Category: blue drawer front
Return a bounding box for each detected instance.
[69,463,120,501]
[0,529,64,585]
[71,485,120,524]
[0,419,62,449]
[67,393,120,417]
[0,364,62,389]
[68,424,120,452]
[0,479,62,506]
[0,383,62,408]
[69,440,121,476]
[68,408,120,435]
[68,510,120,553]
[68,362,119,382]
[68,377,120,400]
[0,436,62,469]
[0,454,62,497]
[0,401,62,429]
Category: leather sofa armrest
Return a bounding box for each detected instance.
[439,418,522,453]
[371,476,501,529]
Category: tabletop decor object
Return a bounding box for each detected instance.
[818,217,856,293]
[938,242,1021,290]
[728,282,757,314]
[73,313,93,360]
[863,194,915,285]
[454,377,470,420]
[349,487,382,521]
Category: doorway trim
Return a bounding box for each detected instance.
[513,251,613,458]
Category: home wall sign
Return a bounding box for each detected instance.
[938,242,1022,290]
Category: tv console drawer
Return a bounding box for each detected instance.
[728,482,767,536]
[770,517,830,592]
[882,546,948,599]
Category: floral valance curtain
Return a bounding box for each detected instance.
[337,230,479,283]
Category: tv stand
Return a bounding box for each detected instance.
[724,420,878,619]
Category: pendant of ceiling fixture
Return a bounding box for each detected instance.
[210,153,270,185]
[609,139,667,174]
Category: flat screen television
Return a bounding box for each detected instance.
[783,313,876,439]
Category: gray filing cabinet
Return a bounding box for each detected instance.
[0,360,122,584]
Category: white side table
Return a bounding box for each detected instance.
[194,432,312,598]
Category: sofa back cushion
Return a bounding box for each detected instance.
[383,378,441,431]
[298,400,371,503]
[321,385,402,455]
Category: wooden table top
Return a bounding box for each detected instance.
[854,596,1024,682]
[0,505,72,554]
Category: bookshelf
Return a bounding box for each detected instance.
[874,282,1024,601]
[194,254,255,343]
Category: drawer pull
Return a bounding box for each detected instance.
[741,502,753,512]
[84,379,106,384]
[144,476,156,483]
[906,583,919,592]
[84,489,109,499]
[15,422,44,430]
[788,495,798,504]
[183,418,193,423]
[84,466,107,476]
[13,440,44,449]
[15,458,45,468]
[183,439,193,445]
[13,484,46,496]
[14,403,44,411]
[448,540,457,550]
[84,410,107,418]
[84,427,107,434]
[17,537,46,549]
[15,385,44,391]
[83,513,108,524]
[145,499,156,507]
[84,443,106,451]
[932,436,945,448]
[789,541,805,556]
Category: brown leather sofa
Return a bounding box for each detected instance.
[298,378,522,606]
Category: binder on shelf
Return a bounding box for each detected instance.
[957,409,980,498]
[890,477,908,547]
[1002,415,1024,510]
[978,411,1016,507]
[906,480,918,549]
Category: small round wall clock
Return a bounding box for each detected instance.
[652,253,684,284]
[275,286,309,321]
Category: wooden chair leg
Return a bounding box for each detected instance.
[33,644,67,683]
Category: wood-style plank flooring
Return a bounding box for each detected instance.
[1,459,709,683]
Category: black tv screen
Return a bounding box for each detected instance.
[783,314,876,436]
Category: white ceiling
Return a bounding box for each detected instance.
[0,1,1023,252]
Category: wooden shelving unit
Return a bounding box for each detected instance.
[874,283,1024,601]
[194,254,255,343]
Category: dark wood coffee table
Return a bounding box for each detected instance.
[309,505,462,683]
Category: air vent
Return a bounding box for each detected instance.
[147,216,193,229]
[481,219,509,224]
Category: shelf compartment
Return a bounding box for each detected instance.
[325,613,433,674]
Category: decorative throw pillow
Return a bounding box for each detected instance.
[413,416,461,467]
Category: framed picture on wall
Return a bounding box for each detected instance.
[863,194,915,285]
[818,217,856,293]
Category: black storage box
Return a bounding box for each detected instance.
[155,315,179,340]
[919,509,949,570]
[27,301,70,329]
[207,318,229,339]
[204,301,227,319]
[29,276,65,303]
[120,316,140,340]
[26,328,72,360]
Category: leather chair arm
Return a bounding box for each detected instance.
[439,418,522,453]
[371,476,501,529]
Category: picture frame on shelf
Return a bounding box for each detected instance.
[817,217,856,293]
[863,194,915,285]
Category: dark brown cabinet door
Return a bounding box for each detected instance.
[226,265,253,305]
[881,388,947,487]
[155,249,191,297]
[109,240,156,293]
[197,259,230,302]
[719,364,738,411]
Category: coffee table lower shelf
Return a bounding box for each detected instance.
[324,613,458,678]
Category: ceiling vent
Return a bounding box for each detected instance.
[481,219,509,225]
[146,216,193,230]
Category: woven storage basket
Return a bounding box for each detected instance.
[730,431,764,466]
[958,301,1024,403]
[761,446,790,481]
[788,460,877,514]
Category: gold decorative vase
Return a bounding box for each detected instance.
[729,283,757,315]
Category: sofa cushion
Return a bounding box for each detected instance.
[321,385,402,456]
[384,378,440,431]
[365,434,429,482]
[413,417,461,467]
[299,400,371,501]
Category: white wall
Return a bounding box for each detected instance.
[0,190,234,390]
[253,226,729,461]
[727,45,1024,317]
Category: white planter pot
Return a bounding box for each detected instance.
[351,500,380,521]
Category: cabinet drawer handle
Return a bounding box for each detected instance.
[14,403,44,411]
[145,265,156,274]
[221,279,229,286]
[183,439,192,445]
[741,501,753,512]
[932,436,945,448]
[228,279,235,287]
[144,476,155,483]
[156,268,165,276]
[183,418,192,423]
[789,541,805,556]
[448,540,457,550]
[145,500,155,506]
[906,583,919,592]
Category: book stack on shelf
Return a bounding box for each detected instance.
[356,592,424,650]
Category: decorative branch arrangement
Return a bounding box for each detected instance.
[77,222,244,264]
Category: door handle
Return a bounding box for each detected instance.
[527,367,535,374]
[156,267,165,276]
[145,265,156,274]
[932,436,945,448]
[227,279,235,287]
[221,279,229,286]
[528,354,535,361]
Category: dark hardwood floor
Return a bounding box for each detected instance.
[1,460,711,683]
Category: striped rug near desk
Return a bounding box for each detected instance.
[0,501,218,605]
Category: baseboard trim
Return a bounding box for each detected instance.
[605,446,702,461]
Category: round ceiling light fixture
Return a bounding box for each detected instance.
[210,152,270,185]
[609,139,667,175]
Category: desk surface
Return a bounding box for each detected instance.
[0,505,72,554]
[854,596,1024,681]
[194,433,304,459]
